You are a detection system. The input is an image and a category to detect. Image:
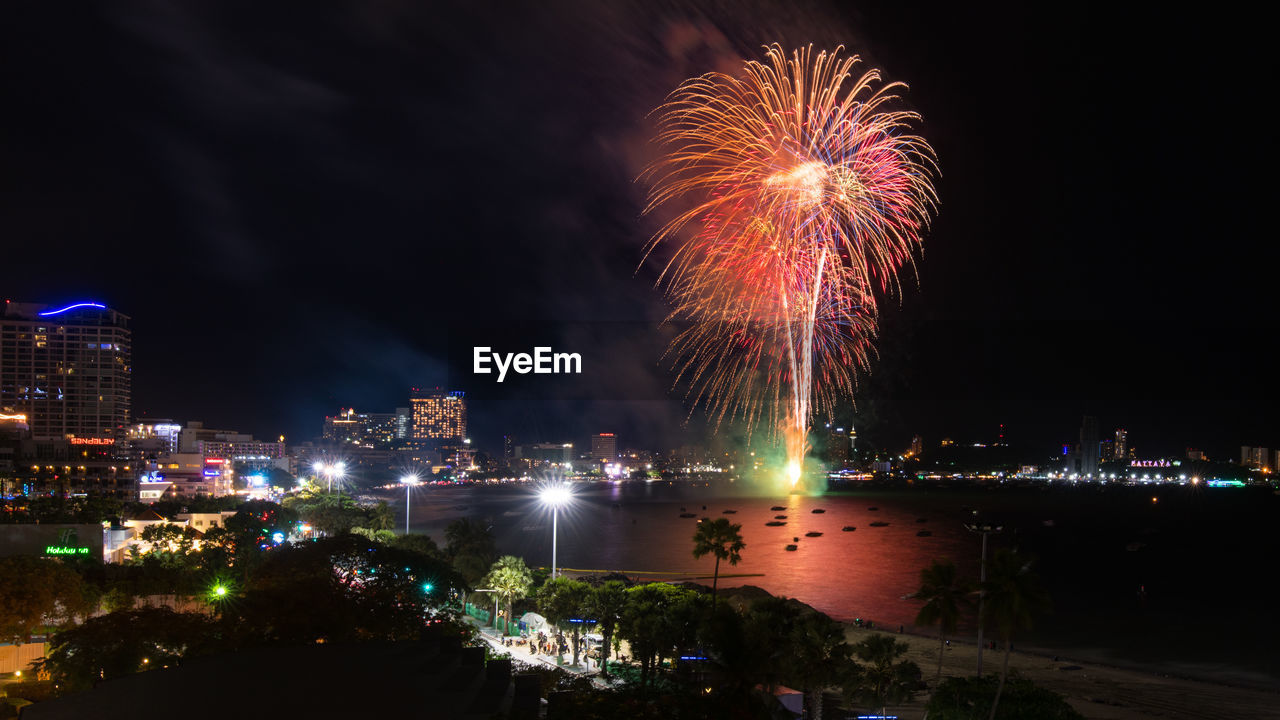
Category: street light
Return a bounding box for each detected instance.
[400,473,420,534]
[539,483,573,579]
[964,516,1003,678]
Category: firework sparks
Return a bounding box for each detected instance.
[645,44,937,488]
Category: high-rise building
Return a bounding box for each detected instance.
[410,388,467,444]
[826,425,851,468]
[1241,446,1271,469]
[909,434,924,457]
[1,300,131,440]
[1114,428,1128,460]
[514,442,573,468]
[323,408,364,445]
[1078,416,1099,476]
[1099,440,1115,462]
[394,407,411,441]
[591,433,617,465]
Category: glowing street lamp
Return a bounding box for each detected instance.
[539,483,573,579]
[400,473,420,534]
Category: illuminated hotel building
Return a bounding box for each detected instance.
[1,300,131,440]
[322,408,405,449]
[590,433,617,464]
[410,388,467,444]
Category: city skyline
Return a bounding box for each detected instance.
[1,2,1274,459]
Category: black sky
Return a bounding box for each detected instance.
[1,1,1273,459]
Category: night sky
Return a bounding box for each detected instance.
[1,1,1272,459]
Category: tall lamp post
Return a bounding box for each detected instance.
[539,484,572,579]
[332,462,346,493]
[964,518,1003,678]
[400,474,420,534]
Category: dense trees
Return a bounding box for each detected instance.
[33,607,217,691]
[616,582,704,687]
[224,534,465,644]
[282,486,383,536]
[926,674,1084,720]
[444,517,498,584]
[538,576,592,665]
[0,557,92,642]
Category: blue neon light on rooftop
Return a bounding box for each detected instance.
[38,302,106,316]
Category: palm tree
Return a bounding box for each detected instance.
[981,549,1051,720]
[365,501,396,531]
[912,558,973,686]
[481,555,533,633]
[583,580,628,676]
[847,634,922,719]
[691,518,745,602]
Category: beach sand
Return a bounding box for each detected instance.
[842,624,1278,720]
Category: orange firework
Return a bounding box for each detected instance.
[644,44,937,487]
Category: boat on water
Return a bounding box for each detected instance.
[868,507,879,511]
[722,509,737,514]
[842,526,856,532]
[916,530,932,537]
[502,510,524,517]
[811,508,825,514]
[785,544,798,551]
[774,514,787,519]
[805,531,823,537]
[870,521,890,527]
[679,513,697,518]
[771,506,786,511]
[766,521,786,527]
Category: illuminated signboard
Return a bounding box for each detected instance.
[70,437,115,445]
[0,524,103,561]
[205,458,226,465]
[45,546,91,556]
[1130,460,1172,468]
[38,302,106,317]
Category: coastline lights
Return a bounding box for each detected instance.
[538,482,574,579]
[38,301,106,316]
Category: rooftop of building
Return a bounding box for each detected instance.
[3,300,130,326]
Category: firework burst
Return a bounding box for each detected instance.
[645,44,937,488]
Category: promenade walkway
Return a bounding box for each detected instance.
[464,617,616,689]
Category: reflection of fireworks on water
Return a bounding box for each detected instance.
[645,44,937,488]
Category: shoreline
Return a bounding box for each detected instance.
[838,621,1280,720]
[712,584,1279,719]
